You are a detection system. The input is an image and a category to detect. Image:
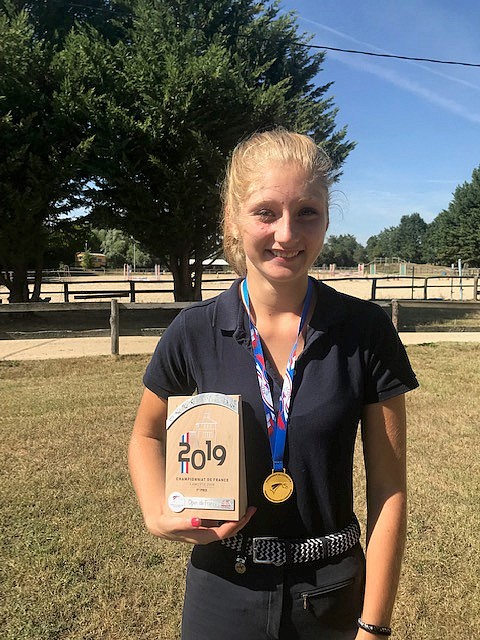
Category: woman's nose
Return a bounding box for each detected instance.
[274,213,296,243]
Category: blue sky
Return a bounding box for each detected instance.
[280,0,480,244]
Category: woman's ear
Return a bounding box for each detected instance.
[226,210,240,242]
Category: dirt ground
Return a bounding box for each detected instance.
[1,331,480,361]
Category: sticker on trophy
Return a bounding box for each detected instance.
[168,492,186,513]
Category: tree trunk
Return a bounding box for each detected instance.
[192,260,203,301]
[0,268,10,292]
[170,250,203,301]
[8,266,30,303]
[30,252,44,302]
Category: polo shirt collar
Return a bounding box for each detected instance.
[309,278,349,332]
[212,276,348,335]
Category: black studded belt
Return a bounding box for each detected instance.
[221,517,361,573]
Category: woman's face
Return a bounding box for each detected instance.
[236,162,328,286]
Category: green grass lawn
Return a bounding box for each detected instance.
[1,345,479,639]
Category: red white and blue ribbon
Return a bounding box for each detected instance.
[241,278,313,472]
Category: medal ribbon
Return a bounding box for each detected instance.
[241,278,313,472]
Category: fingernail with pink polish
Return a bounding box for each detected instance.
[191,517,201,528]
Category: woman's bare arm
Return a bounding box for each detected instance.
[355,394,407,639]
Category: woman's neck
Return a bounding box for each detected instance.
[244,275,310,321]
[242,274,314,379]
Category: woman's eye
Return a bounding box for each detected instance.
[254,209,275,220]
[299,207,319,217]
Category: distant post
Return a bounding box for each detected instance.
[392,299,399,331]
[458,258,463,300]
[110,299,119,355]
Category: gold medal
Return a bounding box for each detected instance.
[263,470,294,503]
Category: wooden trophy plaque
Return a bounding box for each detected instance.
[165,393,246,521]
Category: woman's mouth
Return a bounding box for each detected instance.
[269,249,301,258]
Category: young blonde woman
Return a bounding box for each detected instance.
[128,129,418,639]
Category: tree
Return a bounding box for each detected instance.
[366,213,427,263]
[43,219,97,269]
[424,167,480,266]
[0,7,91,302]
[365,227,397,261]
[393,213,427,262]
[93,229,128,269]
[80,249,95,270]
[92,228,153,268]
[0,0,131,302]
[366,170,480,267]
[58,0,355,300]
[318,234,366,267]
[6,0,130,43]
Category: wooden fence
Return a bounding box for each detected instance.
[370,275,479,301]
[390,299,480,332]
[1,298,479,355]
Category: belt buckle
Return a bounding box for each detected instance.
[252,537,285,566]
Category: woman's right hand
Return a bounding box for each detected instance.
[146,506,257,545]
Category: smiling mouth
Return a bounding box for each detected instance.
[269,250,301,258]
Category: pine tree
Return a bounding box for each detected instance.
[59,0,355,300]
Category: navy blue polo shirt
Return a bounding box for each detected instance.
[144,278,418,539]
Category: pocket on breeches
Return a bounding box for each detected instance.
[292,548,365,635]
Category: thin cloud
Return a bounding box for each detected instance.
[297,17,480,124]
[299,16,480,93]
[333,54,480,124]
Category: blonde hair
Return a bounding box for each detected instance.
[220,128,333,275]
